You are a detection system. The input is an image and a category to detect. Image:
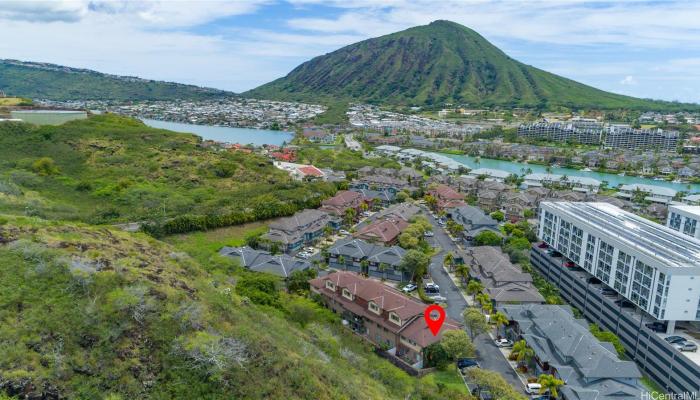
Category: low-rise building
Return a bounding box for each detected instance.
[447,205,500,243]
[264,209,338,253]
[428,184,466,211]
[465,246,544,305]
[320,190,366,217]
[326,238,408,281]
[617,183,677,204]
[218,246,312,278]
[310,271,462,368]
[468,168,511,182]
[499,304,642,400]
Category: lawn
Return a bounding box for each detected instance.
[0,97,26,106]
[641,376,665,396]
[163,221,268,264]
[420,365,469,395]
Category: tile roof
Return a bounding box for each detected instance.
[219,246,312,277]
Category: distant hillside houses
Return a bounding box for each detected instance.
[518,120,679,152]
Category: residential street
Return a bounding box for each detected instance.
[423,209,525,392]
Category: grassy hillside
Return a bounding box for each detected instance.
[247,20,699,112]
[0,215,468,399]
[0,115,336,232]
[0,59,233,101]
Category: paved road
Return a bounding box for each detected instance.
[422,209,524,391]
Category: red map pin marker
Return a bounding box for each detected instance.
[424,304,446,336]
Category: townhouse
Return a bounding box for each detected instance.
[428,184,466,211]
[446,205,500,243]
[319,190,367,217]
[310,271,462,368]
[219,246,313,278]
[264,209,338,253]
[326,238,408,281]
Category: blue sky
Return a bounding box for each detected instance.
[1,0,699,103]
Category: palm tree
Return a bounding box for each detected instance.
[512,340,534,369]
[338,255,346,270]
[360,259,369,276]
[492,311,509,338]
[467,280,484,300]
[443,252,454,272]
[538,374,565,399]
[475,293,491,311]
[455,264,470,287]
[378,262,389,280]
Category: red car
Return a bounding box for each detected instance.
[537,242,549,249]
[564,261,576,268]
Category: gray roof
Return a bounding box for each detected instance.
[349,188,396,202]
[450,205,499,228]
[219,246,312,278]
[541,202,700,269]
[499,304,642,400]
[466,247,544,303]
[371,203,421,222]
[265,209,335,244]
[328,238,406,267]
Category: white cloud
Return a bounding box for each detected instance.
[620,75,638,85]
[0,1,89,23]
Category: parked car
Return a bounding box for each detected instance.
[424,231,434,237]
[430,295,448,303]
[402,283,417,293]
[537,242,548,249]
[601,288,617,296]
[303,247,315,253]
[645,322,666,333]
[563,261,576,268]
[424,287,440,295]
[546,249,562,257]
[494,338,513,348]
[664,336,687,344]
[614,299,634,308]
[424,282,440,291]
[676,342,698,352]
[339,229,350,236]
[438,220,446,226]
[526,383,542,395]
[297,252,311,259]
[456,358,479,369]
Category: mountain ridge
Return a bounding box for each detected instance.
[0,59,235,101]
[246,20,698,111]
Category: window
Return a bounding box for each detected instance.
[596,241,614,284]
[630,260,655,310]
[368,301,381,315]
[389,312,401,326]
[614,251,633,295]
[683,218,698,236]
[558,220,572,255]
[583,234,597,272]
[569,225,583,263]
[668,212,682,230]
[342,288,354,301]
[325,280,336,291]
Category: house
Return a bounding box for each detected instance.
[465,247,545,306]
[617,183,677,204]
[477,190,500,212]
[349,188,396,207]
[303,127,336,143]
[354,219,409,245]
[468,168,511,182]
[499,304,643,400]
[397,166,423,184]
[326,238,408,281]
[352,175,415,194]
[320,190,366,217]
[310,271,462,368]
[455,175,479,196]
[274,161,326,181]
[370,203,422,223]
[428,184,466,211]
[264,209,338,253]
[447,205,500,243]
[503,192,536,221]
[218,246,313,278]
[645,203,668,220]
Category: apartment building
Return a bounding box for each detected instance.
[533,202,700,394]
[667,205,700,240]
[326,238,408,281]
[604,126,679,152]
[310,271,462,368]
[517,120,603,145]
[264,209,339,253]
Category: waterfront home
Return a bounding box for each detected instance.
[326,238,408,281]
[320,190,367,217]
[310,271,462,369]
[523,173,601,194]
[303,127,336,143]
[467,168,511,182]
[499,304,642,400]
[465,247,544,306]
[447,205,500,243]
[264,209,338,253]
[617,183,677,204]
[219,246,313,278]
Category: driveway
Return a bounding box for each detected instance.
[423,209,524,391]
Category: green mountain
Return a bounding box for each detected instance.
[246,20,697,111]
[0,215,473,399]
[0,59,233,101]
[0,115,335,232]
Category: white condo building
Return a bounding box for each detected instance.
[667,205,700,240]
[538,202,700,324]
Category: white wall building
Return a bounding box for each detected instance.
[467,168,511,182]
[538,202,700,325]
[667,205,700,240]
[617,183,677,204]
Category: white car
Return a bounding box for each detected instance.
[525,383,542,395]
[297,252,310,259]
[494,338,513,348]
[303,247,315,253]
[339,229,350,236]
[430,295,448,303]
[402,283,417,293]
[424,282,440,291]
[424,231,434,237]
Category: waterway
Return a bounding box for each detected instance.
[142,119,294,147]
[440,153,700,193]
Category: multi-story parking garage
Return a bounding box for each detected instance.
[532,202,700,395]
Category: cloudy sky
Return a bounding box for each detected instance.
[1,0,699,103]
